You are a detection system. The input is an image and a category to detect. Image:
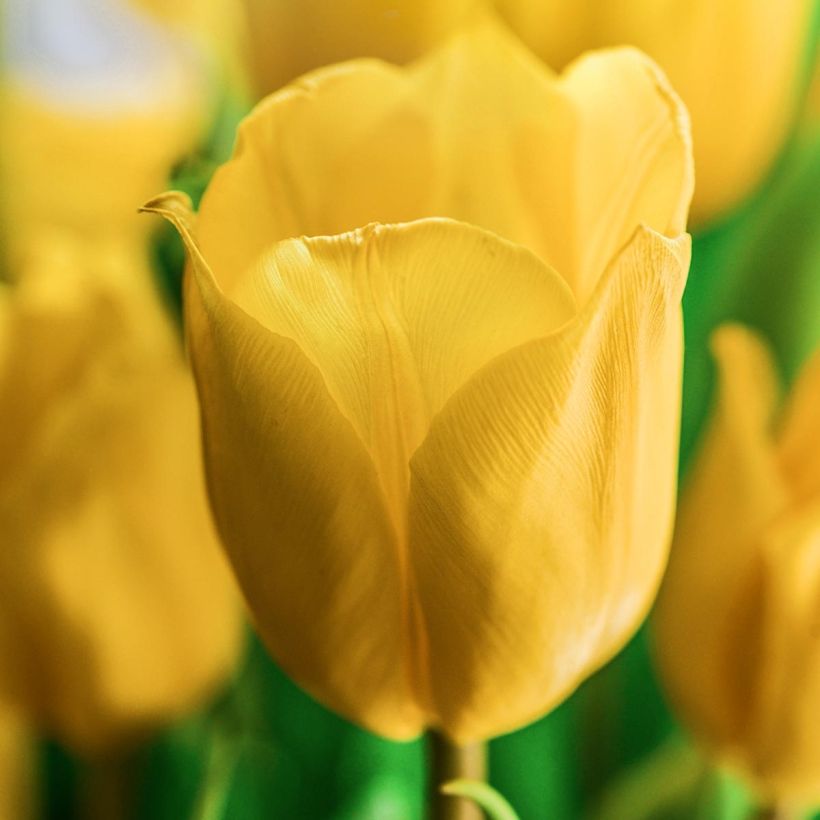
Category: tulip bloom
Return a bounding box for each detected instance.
[146,20,693,742]
[0,235,241,754]
[494,0,814,224]
[655,325,820,802]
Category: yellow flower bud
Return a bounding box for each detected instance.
[655,324,820,802]
[494,0,814,225]
[145,19,693,742]
[0,235,242,753]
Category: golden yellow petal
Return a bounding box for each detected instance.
[654,324,791,756]
[143,193,424,739]
[0,235,241,752]
[408,226,690,742]
[778,348,820,504]
[196,18,693,300]
[197,61,438,293]
[495,0,812,224]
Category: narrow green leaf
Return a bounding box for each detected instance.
[441,779,521,820]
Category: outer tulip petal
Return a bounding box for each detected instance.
[196,18,693,300]
[407,226,690,741]
[654,325,791,751]
[143,194,423,738]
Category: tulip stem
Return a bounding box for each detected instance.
[428,732,487,820]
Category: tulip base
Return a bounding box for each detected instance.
[428,732,486,820]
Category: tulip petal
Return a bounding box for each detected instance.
[196,18,693,301]
[778,349,820,504]
[414,22,693,301]
[747,503,820,798]
[143,194,422,738]
[407,226,690,741]
[655,325,791,752]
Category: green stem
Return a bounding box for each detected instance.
[429,732,487,820]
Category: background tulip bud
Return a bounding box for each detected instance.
[0,235,242,753]
[655,324,820,803]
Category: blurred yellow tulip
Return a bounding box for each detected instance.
[494,0,814,225]
[145,19,693,742]
[0,235,241,753]
[655,325,820,802]
[1,0,208,257]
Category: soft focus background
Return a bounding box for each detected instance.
[1,1,819,818]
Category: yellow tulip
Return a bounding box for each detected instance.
[655,325,820,802]
[494,0,814,224]
[145,19,693,742]
[1,0,207,256]
[0,234,241,753]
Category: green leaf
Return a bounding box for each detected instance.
[441,779,521,820]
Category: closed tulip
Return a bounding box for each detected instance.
[655,325,820,802]
[145,19,693,742]
[494,0,814,224]
[0,235,241,753]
